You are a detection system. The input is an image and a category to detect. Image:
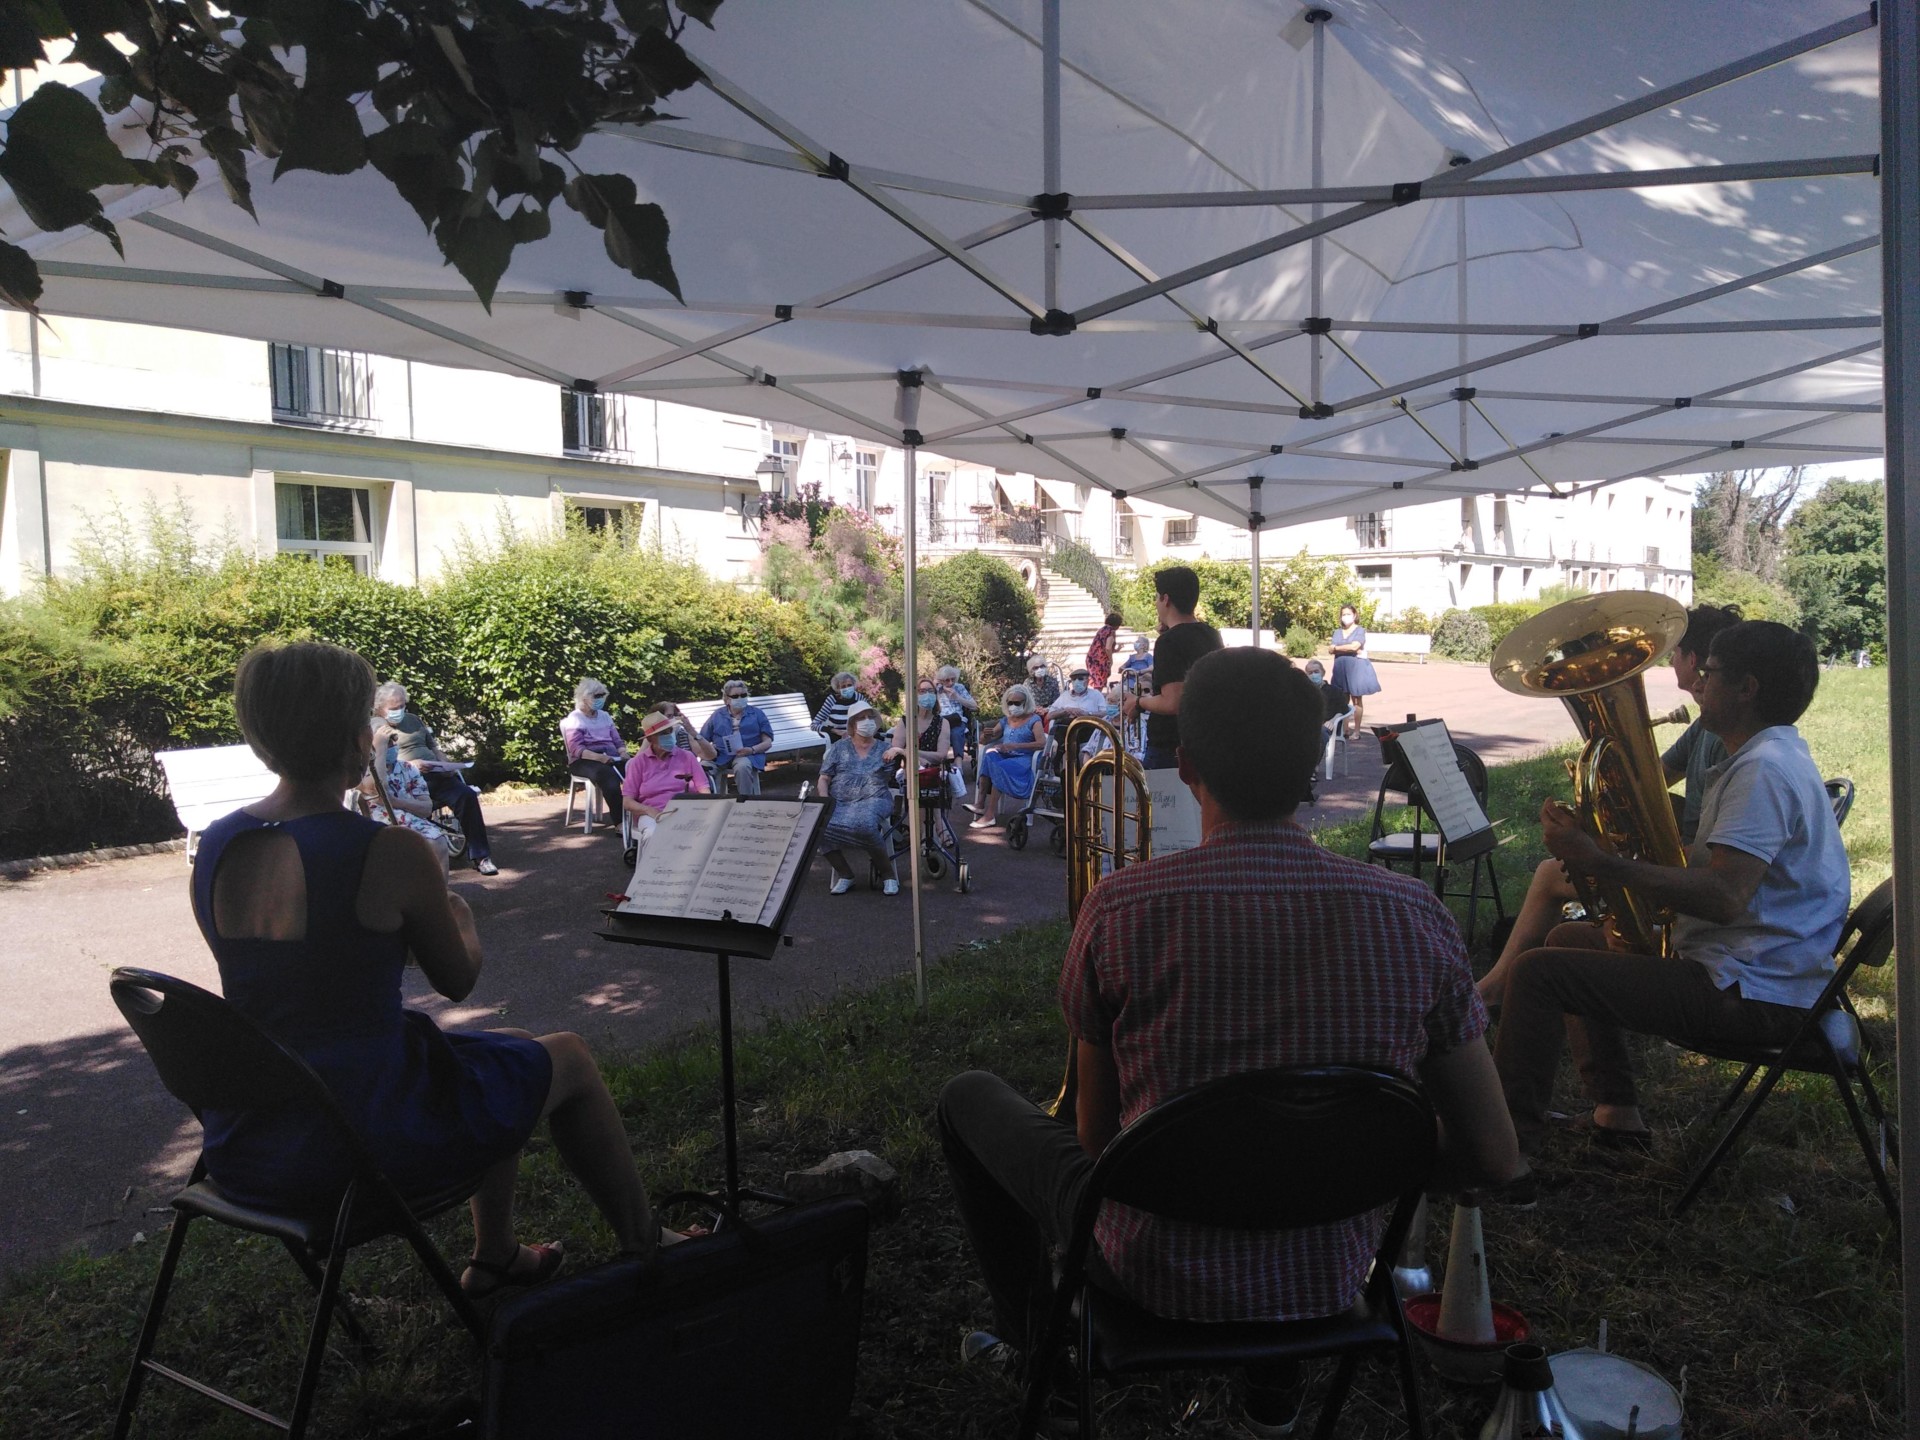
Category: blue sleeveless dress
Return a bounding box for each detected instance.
[190,808,552,1206]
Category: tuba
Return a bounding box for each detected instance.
[1489,593,1691,957]
[1049,713,1152,1117]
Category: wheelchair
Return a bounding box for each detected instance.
[887,763,971,892]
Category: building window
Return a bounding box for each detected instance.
[1356,563,1393,612]
[562,388,627,456]
[567,498,645,542]
[1493,498,1509,540]
[1164,517,1199,546]
[1352,512,1390,549]
[270,344,374,428]
[1459,497,1475,534]
[276,481,375,574]
[1645,545,1661,568]
[855,449,878,511]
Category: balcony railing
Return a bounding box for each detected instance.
[270,344,374,429]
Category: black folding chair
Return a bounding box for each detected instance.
[108,968,487,1440]
[1020,1066,1437,1440]
[1366,741,1506,946]
[1826,775,1855,828]
[1671,880,1899,1225]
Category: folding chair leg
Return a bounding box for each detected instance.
[286,1198,358,1440]
[1674,1063,1791,1216]
[1855,1061,1899,1166]
[1018,1278,1079,1440]
[397,1217,487,1342]
[1077,1297,1097,1440]
[113,1211,194,1440]
[281,1238,377,1359]
[1310,1352,1362,1440]
[1714,1062,1764,1118]
[1830,1064,1901,1227]
[1392,1315,1428,1440]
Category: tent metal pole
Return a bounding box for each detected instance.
[1248,476,1265,645]
[1310,7,1328,409]
[1878,0,1920,1402]
[899,374,929,1010]
[1042,0,1062,312]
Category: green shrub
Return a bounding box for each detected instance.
[1386,607,1435,636]
[1282,623,1320,659]
[1115,553,1371,635]
[1693,554,1799,626]
[917,553,1038,677]
[1431,608,1493,663]
[1471,601,1545,650]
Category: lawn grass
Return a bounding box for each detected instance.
[0,671,1898,1438]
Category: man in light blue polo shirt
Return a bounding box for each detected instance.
[1492,619,1848,1158]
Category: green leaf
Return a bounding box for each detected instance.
[200,126,257,216]
[632,28,704,98]
[5,81,143,191]
[0,11,50,71]
[0,240,45,314]
[612,0,673,33]
[272,92,368,178]
[563,173,682,300]
[677,0,724,28]
[434,205,515,310]
[366,120,463,229]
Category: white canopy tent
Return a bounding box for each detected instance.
[6,0,1916,1397]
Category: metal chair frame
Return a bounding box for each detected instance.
[1365,742,1506,945]
[1020,1066,1437,1440]
[107,968,487,1440]
[1671,880,1900,1225]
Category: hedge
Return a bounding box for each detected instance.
[1115,554,1373,638]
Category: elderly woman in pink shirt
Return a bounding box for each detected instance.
[562,677,628,821]
[620,706,711,864]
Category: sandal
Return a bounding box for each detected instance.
[1566,1114,1655,1155]
[461,1240,565,1298]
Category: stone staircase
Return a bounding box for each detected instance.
[1033,567,1149,674]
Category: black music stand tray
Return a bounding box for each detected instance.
[595,795,832,1225]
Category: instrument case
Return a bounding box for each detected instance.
[481,1196,870,1439]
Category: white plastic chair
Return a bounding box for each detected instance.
[1321,704,1355,780]
[565,773,606,833]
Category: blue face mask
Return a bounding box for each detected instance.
[1105,703,1121,721]
[592,695,608,711]
[384,707,407,724]
[838,686,857,702]
[917,692,936,710]
[654,729,678,751]
[727,695,746,712]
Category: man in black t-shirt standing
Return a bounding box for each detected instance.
[1123,564,1223,770]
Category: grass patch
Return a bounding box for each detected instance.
[0,674,1898,1438]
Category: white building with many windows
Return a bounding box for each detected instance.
[1,315,1689,617]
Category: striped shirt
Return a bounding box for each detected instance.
[1059,819,1484,1323]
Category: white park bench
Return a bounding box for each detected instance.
[1367,633,1432,663]
[154,743,277,860]
[673,691,828,762]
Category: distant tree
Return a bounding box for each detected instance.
[0,0,722,314]
[1692,553,1799,627]
[1692,466,1802,584]
[1783,477,1886,658]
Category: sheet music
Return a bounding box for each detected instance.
[683,801,806,922]
[757,803,826,927]
[1144,767,1202,856]
[620,800,733,916]
[1392,721,1492,846]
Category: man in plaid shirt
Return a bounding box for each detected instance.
[939,648,1519,1426]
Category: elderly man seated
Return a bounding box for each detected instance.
[699,678,774,796]
[938,648,1518,1433]
[621,709,711,865]
[1491,620,1849,1164]
[374,680,497,876]
[1044,665,1107,723]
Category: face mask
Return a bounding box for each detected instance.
[1071,680,1087,695]
[1032,667,1048,679]
[855,717,879,738]
[592,695,608,711]
[1307,673,1324,686]
[1006,703,1027,716]
[653,730,677,751]
[727,695,746,712]
[838,686,857,701]
[1105,704,1121,721]
[384,708,407,724]
[917,692,936,710]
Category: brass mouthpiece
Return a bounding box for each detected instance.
[1652,703,1691,727]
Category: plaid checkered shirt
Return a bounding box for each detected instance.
[1059,819,1486,1322]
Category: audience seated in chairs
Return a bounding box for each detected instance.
[621,709,711,864]
[373,680,499,877]
[561,677,628,824]
[358,718,452,872]
[816,699,905,897]
[970,685,1046,830]
[204,643,677,1301]
[939,647,1518,1436]
[699,678,774,796]
[1490,620,1850,1161]
[935,664,980,773]
[812,670,863,745]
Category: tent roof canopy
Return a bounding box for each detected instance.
[3,0,1885,530]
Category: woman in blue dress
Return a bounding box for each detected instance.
[193,642,669,1298]
[816,699,904,896]
[1328,603,1382,738]
[969,685,1046,829]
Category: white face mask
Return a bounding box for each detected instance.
[384,707,407,723]
[855,717,879,738]
[1070,680,1087,695]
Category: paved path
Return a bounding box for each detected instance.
[0,660,1686,1283]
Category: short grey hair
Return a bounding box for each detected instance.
[831,670,856,688]
[1003,684,1034,708]
[935,664,961,684]
[723,677,749,696]
[574,676,607,706]
[374,680,409,711]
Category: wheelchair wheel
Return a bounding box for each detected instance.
[923,849,948,880]
[1049,824,1066,856]
[957,862,972,894]
[1007,817,1029,851]
[436,810,467,858]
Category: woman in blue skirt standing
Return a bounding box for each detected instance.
[1328,603,1381,738]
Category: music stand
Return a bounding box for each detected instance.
[1371,717,1505,940]
[596,795,832,1223]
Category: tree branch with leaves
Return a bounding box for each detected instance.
[0,0,722,314]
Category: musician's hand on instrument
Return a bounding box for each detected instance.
[1540,801,1601,869]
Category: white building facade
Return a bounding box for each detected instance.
[2,315,1689,616]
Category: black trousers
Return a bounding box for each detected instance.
[568,757,626,818]
[423,769,491,861]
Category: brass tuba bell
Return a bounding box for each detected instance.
[1490,593,1690,956]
